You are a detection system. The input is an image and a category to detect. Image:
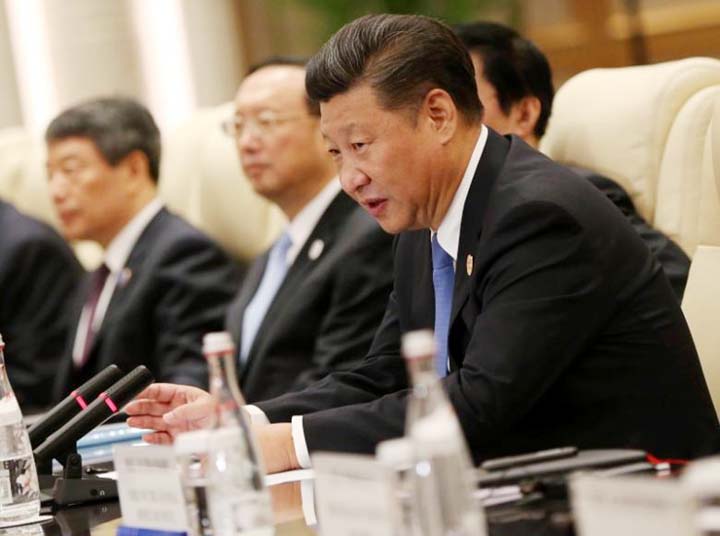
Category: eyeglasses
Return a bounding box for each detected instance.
[221,111,310,138]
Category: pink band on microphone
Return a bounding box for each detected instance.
[99,392,119,413]
[70,390,88,410]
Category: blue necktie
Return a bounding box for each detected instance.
[431,234,454,377]
[240,232,292,362]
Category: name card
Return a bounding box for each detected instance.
[312,452,402,536]
[114,444,188,532]
[570,474,699,536]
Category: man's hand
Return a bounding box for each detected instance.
[127,384,302,476]
[125,383,214,444]
[256,423,300,474]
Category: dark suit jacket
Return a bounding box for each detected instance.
[259,131,720,462]
[54,208,241,399]
[226,192,393,403]
[0,200,82,409]
[570,166,690,301]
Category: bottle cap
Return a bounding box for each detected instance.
[203,332,235,357]
[175,429,213,455]
[401,329,436,360]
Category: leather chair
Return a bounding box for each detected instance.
[681,95,720,415]
[541,57,720,227]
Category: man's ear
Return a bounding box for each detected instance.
[422,88,458,145]
[509,96,541,143]
[120,150,153,192]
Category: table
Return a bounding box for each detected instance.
[25,482,574,536]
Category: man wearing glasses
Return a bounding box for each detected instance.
[220,58,393,403]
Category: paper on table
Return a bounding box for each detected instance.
[475,485,523,507]
[265,469,315,486]
[0,514,53,529]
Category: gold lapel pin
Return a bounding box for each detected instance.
[466,254,473,276]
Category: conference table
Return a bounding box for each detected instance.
[33,481,575,536]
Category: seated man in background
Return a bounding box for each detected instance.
[0,199,82,410]
[454,21,690,300]
[223,58,393,402]
[46,97,241,400]
[127,14,719,468]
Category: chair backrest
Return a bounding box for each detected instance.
[654,86,720,255]
[159,102,285,262]
[541,57,720,223]
[682,97,720,416]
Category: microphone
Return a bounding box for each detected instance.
[29,365,124,448]
[33,366,154,464]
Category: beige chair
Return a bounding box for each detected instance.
[160,102,285,262]
[541,57,720,224]
[0,128,55,224]
[681,96,720,415]
[0,128,103,268]
[654,86,720,256]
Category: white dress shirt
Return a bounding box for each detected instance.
[285,178,342,266]
[72,198,164,366]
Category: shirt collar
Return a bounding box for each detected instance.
[103,198,164,273]
[285,178,342,265]
[436,125,488,262]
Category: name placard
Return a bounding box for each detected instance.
[570,474,699,536]
[113,444,188,532]
[312,452,402,536]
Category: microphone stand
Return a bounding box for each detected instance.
[39,438,118,507]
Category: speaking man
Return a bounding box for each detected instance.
[127,15,720,468]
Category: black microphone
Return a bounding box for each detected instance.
[29,365,124,448]
[33,366,154,464]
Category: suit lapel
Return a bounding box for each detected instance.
[449,130,510,336]
[241,192,354,376]
[87,209,167,367]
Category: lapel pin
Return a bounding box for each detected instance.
[466,254,474,276]
[308,239,324,260]
[118,267,133,288]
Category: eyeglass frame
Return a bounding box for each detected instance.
[221,110,313,138]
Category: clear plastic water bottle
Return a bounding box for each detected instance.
[175,429,214,536]
[203,332,274,536]
[403,329,486,536]
[0,333,40,524]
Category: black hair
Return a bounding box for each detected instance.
[454,21,554,138]
[46,97,161,182]
[306,14,482,123]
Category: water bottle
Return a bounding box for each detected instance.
[175,429,214,536]
[402,329,486,536]
[203,332,274,536]
[0,334,40,524]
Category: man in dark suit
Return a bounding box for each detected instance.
[127,15,720,468]
[223,58,393,402]
[0,199,82,409]
[454,21,691,301]
[46,97,241,399]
